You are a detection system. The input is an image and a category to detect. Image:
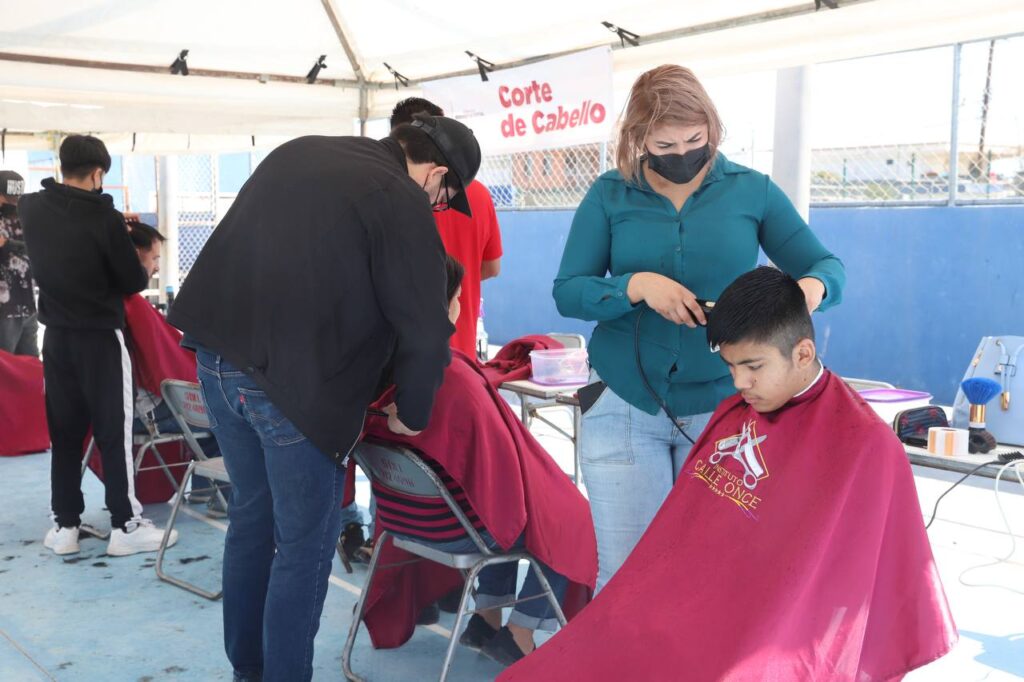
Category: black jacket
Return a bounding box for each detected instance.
[18,179,148,329]
[169,136,454,460]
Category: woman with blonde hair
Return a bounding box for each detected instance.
[553,64,845,591]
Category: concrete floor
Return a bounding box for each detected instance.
[1,400,1022,681]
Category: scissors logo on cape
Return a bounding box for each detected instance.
[709,420,769,490]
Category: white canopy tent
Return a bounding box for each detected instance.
[2,0,1023,151]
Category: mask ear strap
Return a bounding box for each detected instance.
[433,171,442,206]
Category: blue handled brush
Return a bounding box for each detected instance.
[962,377,1001,454]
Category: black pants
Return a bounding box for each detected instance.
[43,327,142,529]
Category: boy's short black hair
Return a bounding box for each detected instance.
[445,254,465,303]
[127,221,166,251]
[390,97,444,129]
[706,266,815,357]
[59,135,112,179]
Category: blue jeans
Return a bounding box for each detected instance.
[392,530,568,632]
[580,371,713,593]
[195,348,346,682]
[340,502,362,527]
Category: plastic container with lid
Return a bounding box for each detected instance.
[859,388,933,426]
[529,348,589,386]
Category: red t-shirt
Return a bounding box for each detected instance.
[433,180,503,357]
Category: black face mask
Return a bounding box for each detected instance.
[646,143,710,185]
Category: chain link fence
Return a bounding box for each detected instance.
[810,144,954,203]
[476,143,614,209]
[955,37,1023,201]
[176,154,218,281]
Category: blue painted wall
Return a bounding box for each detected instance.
[482,205,1024,404]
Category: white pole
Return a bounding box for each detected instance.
[949,43,961,206]
[157,155,180,304]
[771,65,813,222]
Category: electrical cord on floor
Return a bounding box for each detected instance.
[634,307,695,445]
[957,459,1024,596]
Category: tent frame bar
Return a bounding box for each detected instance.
[0,0,881,95]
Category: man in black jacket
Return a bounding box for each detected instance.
[19,135,179,558]
[167,115,481,682]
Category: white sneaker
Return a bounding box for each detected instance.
[43,525,80,555]
[107,519,178,557]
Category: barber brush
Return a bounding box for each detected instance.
[961,377,1001,454]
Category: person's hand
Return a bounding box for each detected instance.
[627,272,706,327]
[0,235,6,249]
[383,403,421,436]
[797,277,825,313]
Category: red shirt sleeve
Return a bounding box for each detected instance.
[477,183,503,261]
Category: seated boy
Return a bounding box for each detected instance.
[125,222,222,507]
[358,255,597,667]
[501,266,956,681]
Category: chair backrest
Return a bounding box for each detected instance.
[352,439,491,554]
[842,377,896,392]
[160,379,214,461]
[546,332,586,350]
[161,380,213,429]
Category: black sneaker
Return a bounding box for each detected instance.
[338,523,367,563]
[416,603,440,625]
[480,626,528,666]
[458,614,499,650]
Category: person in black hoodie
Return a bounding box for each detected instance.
[167,115,481,682]
[18,135,179,558]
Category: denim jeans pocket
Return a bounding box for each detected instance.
[237,387,308,447]
[194,350,218,377]
[580,382,633,465]
[191,376,220,431]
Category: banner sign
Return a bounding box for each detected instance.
[422,47,613,154]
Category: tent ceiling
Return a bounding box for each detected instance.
[1,0,1022,143]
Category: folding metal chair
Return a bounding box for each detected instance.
[342,440,567,682]
[154,380,229,600]
[79,391,216,495]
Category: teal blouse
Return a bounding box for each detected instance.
[553,154,846,417]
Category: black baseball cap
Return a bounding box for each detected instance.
[411,115,481,217]
[0,171,25,199]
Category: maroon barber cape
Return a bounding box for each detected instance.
[0,350,48,456]
[502,370,956,682]
[478,335,562,387]
[123,294,197,392]
[359,351,596,649]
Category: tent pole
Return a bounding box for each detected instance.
[771,65,813,221]
[320,0,369,133]
[157,155,180,303]
[359,86,369,136]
